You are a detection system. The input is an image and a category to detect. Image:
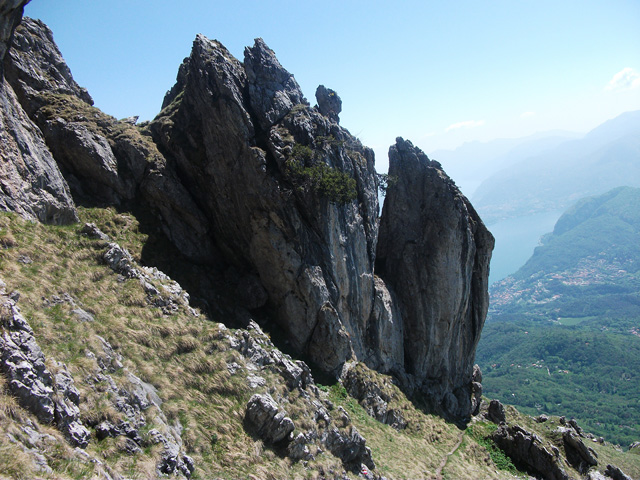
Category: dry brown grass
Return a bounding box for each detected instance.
[2,208,640,479]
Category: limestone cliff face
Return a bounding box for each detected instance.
[0,0,77,224]
[376,138,494,418]
[150,36,383,373]
[0,7,494,421]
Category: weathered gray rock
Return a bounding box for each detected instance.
[4,17,93,111]
[567,418,583,436]
[0,291,90,447]
[324,425,375,472]
[376,137,494,419]
[487,399,506,424]
[586,471,607,480]
[0,296,55,424]
[245,393,294,444]
[37,117,132,204]
[53,365,90,447]
[150,34,381,375]
[492,424,570,480]
[365,277,404,373]
[0,0,29,75]
[86,332,194,477]
[4,15,215,252]
[4,18,145,205]
[562,428,597,473]
[71,307,95,323]
[605,464,633,480]
[315,85,342,123]
[103,243,139,278]
[229,321,313,389]
[288,432,312,461]
[244,37,306,130]
[0,78,77,223]
[342,366,407,430]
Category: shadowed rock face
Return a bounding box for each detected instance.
[150,36,382,374]
[376,138,494,419]
[0,0,28,75]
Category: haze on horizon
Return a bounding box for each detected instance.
[25,0,640,173]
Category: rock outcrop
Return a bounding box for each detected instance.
[376,138,494,419]
[562,427,598,473]
[0,78,77,223]
[492,423,570,480]
[0,283,90,447]
[0,2,77,224]
[245,393,295,444]
[0,0,27,74]
[0,3,494,424]
[150,35,383,375]
[605,464,634,480]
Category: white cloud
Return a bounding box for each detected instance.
[445,120,485,132]
[520,111,535,118]
[605,68,640,91]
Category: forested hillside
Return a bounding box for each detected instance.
[478,187,640,447]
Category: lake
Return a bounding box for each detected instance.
[486,209,564,285]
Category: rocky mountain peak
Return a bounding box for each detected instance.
[5,17,93,111]
[244,37,306,130]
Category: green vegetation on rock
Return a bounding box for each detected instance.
[285,143,357,204]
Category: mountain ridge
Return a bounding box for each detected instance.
[472,111,640,223]
[0,2,639,478]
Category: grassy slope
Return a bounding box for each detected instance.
[0,208,530,479]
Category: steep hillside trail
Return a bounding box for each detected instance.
[434,431,465,480]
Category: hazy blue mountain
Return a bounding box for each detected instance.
[478,187,640,447]
[472,111,640,223]
[430,130,579,199]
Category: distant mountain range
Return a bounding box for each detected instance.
[431,130,581,199]
[470,111,640,223]
[477,186,640,447]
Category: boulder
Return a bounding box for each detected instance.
[492,424,570,480]
[245,393,294,444]
[605,464,633,480]
[315,85,342,123]
[487,399,506,424]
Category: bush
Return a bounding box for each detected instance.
[286,144,357,204]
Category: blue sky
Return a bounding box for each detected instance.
[25,0,640,173]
